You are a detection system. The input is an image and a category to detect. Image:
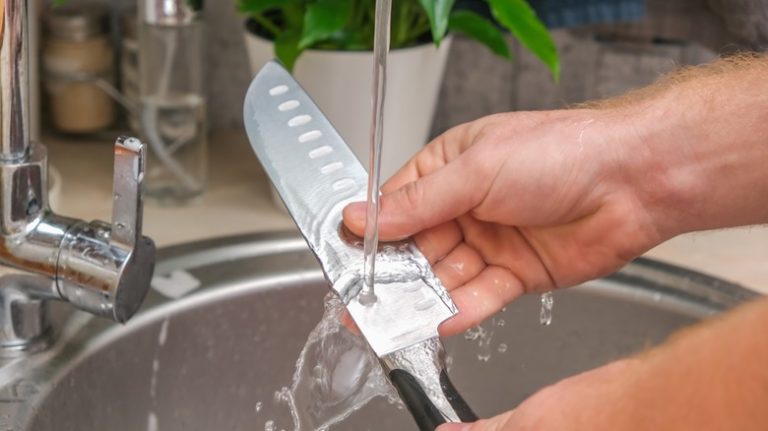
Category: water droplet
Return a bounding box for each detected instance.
[312,365,323,377]
[463,326,486,341]
[497,343,508,353]
[264,419,275,431]
[450,262,465,275]
[539,292,554,326]
[477,354,490,362]
[273,386,290,404]
[254,401,263,413]
[496,318,505,327]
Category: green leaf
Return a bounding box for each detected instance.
[448,10,511,59]
[275,30,303,72]
[489,0,559,81]
[299,0,354,49]
[418,0,456,46]
[186,0,203,12]
[238,0,301,14]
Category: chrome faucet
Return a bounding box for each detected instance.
[0,0,156,355]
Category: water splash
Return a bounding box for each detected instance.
[539,292,554,326]
[271,294,399,430]
[464,324,494,362]
[461,316,515,362]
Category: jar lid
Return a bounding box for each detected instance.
[140,0,203,26]
[45,6,108,41]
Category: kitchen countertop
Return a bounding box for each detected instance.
[47,131,768,294]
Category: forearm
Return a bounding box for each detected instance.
[612,55,768,238]
[625,295,768,429]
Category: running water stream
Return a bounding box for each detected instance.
[359,0,392,306]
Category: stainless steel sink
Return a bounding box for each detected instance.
[3,232,758,430]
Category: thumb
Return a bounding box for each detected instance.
[342,156,483,240]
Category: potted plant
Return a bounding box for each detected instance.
[239,0,558,180]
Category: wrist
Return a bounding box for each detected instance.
[607,63,768,238]
[611,94,698,241]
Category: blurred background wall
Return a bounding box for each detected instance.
[62,0,768,133]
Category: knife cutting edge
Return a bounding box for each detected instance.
[243,60,478,430]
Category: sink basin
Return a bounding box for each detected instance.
[4,232,757,430]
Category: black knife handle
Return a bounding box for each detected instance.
[381,339,478,430]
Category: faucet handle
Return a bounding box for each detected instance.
[110,136,145,249]
[56,137,156,323]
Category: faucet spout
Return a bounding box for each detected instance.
[0,0,156,355]
[0,0,31,161]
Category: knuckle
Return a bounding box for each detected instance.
[401,181,424,210]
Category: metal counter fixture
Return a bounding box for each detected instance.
[0,0,156,356]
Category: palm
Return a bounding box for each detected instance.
[343,111,661,336]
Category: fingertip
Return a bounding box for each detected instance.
[438,293,482,337]
[342,202,367,236]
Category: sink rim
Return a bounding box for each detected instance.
[6,230,760,430]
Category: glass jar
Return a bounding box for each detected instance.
[42,6,115,134]
[138,0,207,204]
[121,8,140,132]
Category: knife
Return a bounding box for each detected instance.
[243,61,478,429]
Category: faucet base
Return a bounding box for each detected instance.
[0,284,52,357]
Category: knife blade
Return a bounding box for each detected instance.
[244,61,477,428]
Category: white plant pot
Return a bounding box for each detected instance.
[244,29,451,189]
